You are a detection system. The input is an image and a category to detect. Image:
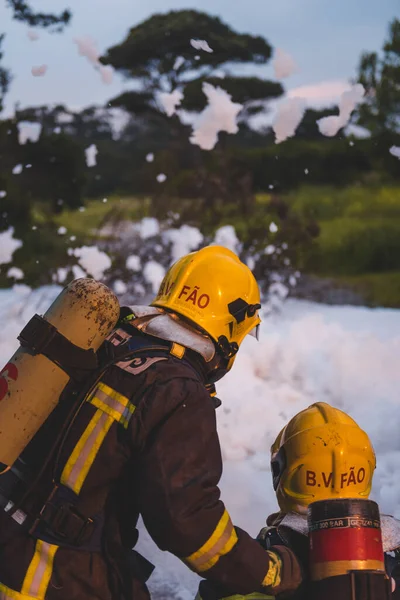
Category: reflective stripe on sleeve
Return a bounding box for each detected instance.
[20,539,58,598]
[0,582,36,600]
[184,510,238,572]
[61,382,134,494]
[61,409,114,494]
[88,381,135,429]
[262,551,282,589]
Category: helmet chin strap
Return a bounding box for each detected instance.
[216,335,239,360]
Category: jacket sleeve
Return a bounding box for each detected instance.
[133,375,299,597]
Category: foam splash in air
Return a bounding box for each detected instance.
[143,261,166,294]
[12,164,23,175]
[27,30,39,41]
[190,39,213,53]
[190,83,243,151]
[213,225,241,254]
[7,267,24,280]
[31,65,47,77]
[389,146,400,160]
[317,84,365,137]
[163,225,204,263]
[68,246,111,280]
[273,48,298,79]
[158,90,183,117]
[85,144,98,168]
[173,56,185,71]
[273,97,306,143]
[74,36,114,85]
[0,228,23,265]
[17,122,42,145]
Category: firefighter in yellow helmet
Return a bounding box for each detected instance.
[270,401,376,513]
[0,246,303,600]
[196,402,400,599]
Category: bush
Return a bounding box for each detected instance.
[304,217,400,275]
[286,184,400,221]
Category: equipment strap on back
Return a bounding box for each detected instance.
[18,314,99,378]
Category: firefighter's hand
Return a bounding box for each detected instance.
[258,525,309,573]
[266,545,304,599]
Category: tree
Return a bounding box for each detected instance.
[101,10,284,219]
[0,35,11,113]
[357,18,400,134]
[5,0,70,29]
[101,10,283,124]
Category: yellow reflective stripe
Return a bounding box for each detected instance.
[262,551,282,589]
[0,582,37,600]
[61,382,133,494]
[61,409,114,494]
[20,539,58,599]
[120,403,136,429]
[170,342,185,359]
[185,510,238,572]
[88,382,135,429]
[90,381,129,409]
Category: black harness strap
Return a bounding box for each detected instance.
[18,314,99,379]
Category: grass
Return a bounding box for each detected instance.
[303,217,400,275]
[281,184,400,307]
[284,184,400,221]
[336,272,400,309]
[25,185,400,307]
[32,196,152,239]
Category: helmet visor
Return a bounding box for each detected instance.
[249,323,260,341]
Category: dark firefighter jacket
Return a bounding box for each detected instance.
[196,511,400,600]
[0,324,299,600]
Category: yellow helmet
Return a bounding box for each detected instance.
[151,246,261,364]
[271,402,376,513]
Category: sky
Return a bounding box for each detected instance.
[0,0,399,117]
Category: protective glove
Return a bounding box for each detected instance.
[262,545,304,599]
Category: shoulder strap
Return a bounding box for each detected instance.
[18,314,99,379]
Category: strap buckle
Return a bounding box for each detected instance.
[40,501,94,546]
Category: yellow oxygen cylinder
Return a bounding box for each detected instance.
[0,278,120,467]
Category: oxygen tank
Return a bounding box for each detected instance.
[0,278,120,467]
[308,498,391,600]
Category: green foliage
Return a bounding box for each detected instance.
[305,217,400,275]
[357,18,400,134]
[182,76,283,112]
[49,196,151,238]
[1,224,70,287]
[102,10,273,79]
[5,0,71,31]
[233,138,374,192]
[20,133,87,212]
[102,9,282,125]
[0,35,11,113]
[294,109,345,140]
[285,184,400,279]
[0,120,30,232]
[287,184,400,221]
[336,272,400,308]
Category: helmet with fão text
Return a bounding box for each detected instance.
[151,245,261,367]
[270,402,376,513]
